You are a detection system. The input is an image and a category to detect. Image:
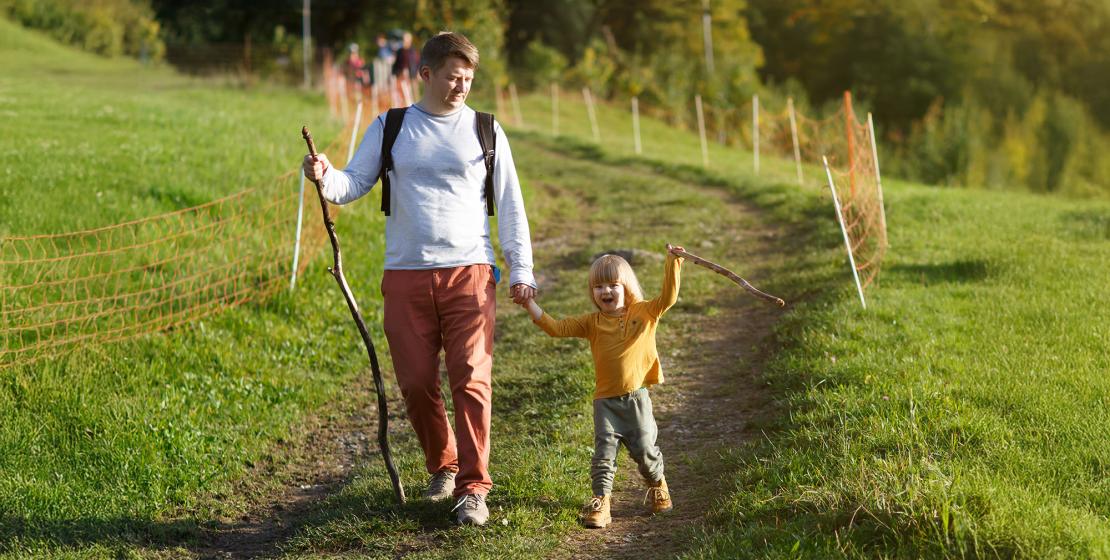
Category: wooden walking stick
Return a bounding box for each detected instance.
[302,126,406,504]
[672,248,786,307]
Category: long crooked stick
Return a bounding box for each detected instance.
[672,248,786,307]
[302,126,406,504]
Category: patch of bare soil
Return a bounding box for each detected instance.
[186,372,395,559]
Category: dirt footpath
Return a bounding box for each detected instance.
[185,142,786,559]
[545,185,784,559]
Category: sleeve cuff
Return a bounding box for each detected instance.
[509,268,537,289]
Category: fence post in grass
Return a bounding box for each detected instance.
[632,96,642,155]
[867,112,889,249]
[695,94,709,167]
[552,82,559,136]
[338,77,350,122]
[290,173,306,291]
[495,85,506,119]
[752,94,760,175]
[347,101,363,163]
[583,87,600,142]
[509,83,524,127]
[844,90,857,197]
[788,97,804,185]
[823,156,866,309]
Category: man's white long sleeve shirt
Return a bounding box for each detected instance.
[319,104,536,288]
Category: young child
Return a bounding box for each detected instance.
[521,244,685,528]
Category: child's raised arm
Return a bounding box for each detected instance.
[644,244,685,318]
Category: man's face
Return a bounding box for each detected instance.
[420,57,473,112]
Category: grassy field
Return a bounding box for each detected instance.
[3,16,1110,559]
[508,88,1110,557]
[0,18,364,556]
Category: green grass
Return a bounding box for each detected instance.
[0,18,341,235]
[0,17,365,555]
[3,16,1110,558]
[0,19,754,558]
[505,87,1110,557]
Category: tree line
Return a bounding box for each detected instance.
[6,0,1108,195]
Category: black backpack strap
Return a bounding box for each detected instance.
[379,107,407,215]
[476,111,496,217]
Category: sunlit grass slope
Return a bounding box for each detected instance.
[0,17,364,556]
[510,89,1110,558]
[0,18,340,234]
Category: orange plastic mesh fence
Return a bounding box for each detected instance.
[546,89,888,295]
[821,98,887,290]
[749,94,887,290]
[0,94,367,369]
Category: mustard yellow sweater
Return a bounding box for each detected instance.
[534,253,683,399]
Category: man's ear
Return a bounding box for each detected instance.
[419,66,431,82]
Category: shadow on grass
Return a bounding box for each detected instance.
[888,259,991,284]
[1060,209,1110,241]
[0,515,201,552]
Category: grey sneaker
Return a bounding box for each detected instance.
[452,493,489,526]
[424,470,456,502]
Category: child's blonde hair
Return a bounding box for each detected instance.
[588,254,644,309]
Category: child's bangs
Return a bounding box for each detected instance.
[589,255,626,287]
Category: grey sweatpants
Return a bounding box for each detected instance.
[591,387,664,496]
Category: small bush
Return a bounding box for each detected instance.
[512,39,567,91]
[890,91,1110,196]
[1,0,164,61]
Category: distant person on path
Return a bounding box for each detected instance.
[371,33,393,89]
[520,246,685,528]
[344,42,366,88]
[392,31,421,80]
[303,31,537,526]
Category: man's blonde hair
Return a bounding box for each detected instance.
[420,31,480,71]
[588,254,644,309]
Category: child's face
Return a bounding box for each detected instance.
[592,282,625,314]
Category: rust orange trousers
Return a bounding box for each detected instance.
[382,264,495,497]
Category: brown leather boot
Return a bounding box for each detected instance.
[580,495,612,528]
[644,477,673,514]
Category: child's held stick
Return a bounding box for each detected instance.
[671,248,785,307]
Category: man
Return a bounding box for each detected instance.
[303,32,536,526]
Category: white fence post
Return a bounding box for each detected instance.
[868,112,889,249]
[695,94,709,167]
[552,82,559,136]
[788,97,803,185]
[583,87,600,142]
[509,83,524,127]
[347,101,363,163]
[632,96,642,155]
[753,94,760,175]
[823,156,866,309]
[290,173,306,291]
